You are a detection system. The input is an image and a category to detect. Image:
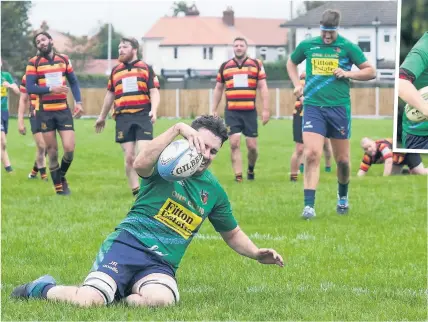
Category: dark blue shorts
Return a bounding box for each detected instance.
[1,110,9,134]
[403,133,428,150]
[90,229,176,300]
[302,105,351,139]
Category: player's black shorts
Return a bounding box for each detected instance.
[1,109,9,134]
[115,110,153,143]
[224,109,258,137]
[38,108,74,132]
[393,153,422,170]
[293,112,303,144]
[29,111,41,134]
[403,132,428,150]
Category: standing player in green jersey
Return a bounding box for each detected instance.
[398,32,428,149]
[1,60,20,172]
[286,9,376,219]
[11,115,284,307]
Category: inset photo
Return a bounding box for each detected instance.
[394,0,428,152]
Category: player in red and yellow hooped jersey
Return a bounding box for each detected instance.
[25,31,83,195]
[212,37,270,182]
[95,37,160,197]
[357,137,428,175]
[18,74,47,181]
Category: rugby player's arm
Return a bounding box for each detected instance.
[17,92,30,119]
[383,158,393,176]
[65,71,82,102]
[357,169,367,176]
[25,75,51,95]
[149,87,160,114]
[286,58,301,88]
[98,91,115,120]
[257,79,269,111]
[345,61,376,81]
[398,69,428,116]
[211,82,224,115]
[219,226,259,259]
[5,82,20,95]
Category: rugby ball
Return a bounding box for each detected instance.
[404,86,428,122]
[157,139,203,182]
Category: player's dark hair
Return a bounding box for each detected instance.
[233,37,248,46]
[320,9,341,27]
[121,37,139,50]
[33,31,52,47]
[191,115,228,145]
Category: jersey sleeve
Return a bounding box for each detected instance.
[256,59,267,80]
[5,72,15,84]
[359,154,372,172]
[379,143,392,160]
[348,42,368,66]
[107,68,115,92]
[147,65,156,90]
[216,62,226,83]
[290,41,307,65]
[208,185,238,232]
[400,35,428,80]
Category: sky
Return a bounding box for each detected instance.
[28,0,305,39]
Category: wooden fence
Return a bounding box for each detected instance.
[7,88,395,118]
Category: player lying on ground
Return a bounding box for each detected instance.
[11,115,284,307]
[357,137,428,176]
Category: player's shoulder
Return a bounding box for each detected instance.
[198,170,223,189]
[28,55,39,63]
[298,37,320,47]
[111,63,125,74]
[55,52,70,62]
[337,35,358,48]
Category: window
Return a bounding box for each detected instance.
[174,47,178,59]
[357,37,371,52]
[305,33,312,39]
[203,47,214,60]
[277,47,285,60]
[259,47,267,61]
[260,54,266,61]
[384,34,390,42]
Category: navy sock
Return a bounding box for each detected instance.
[325,166,331,172]
[304,189,316,207]
[299,163,304,173]
[41,284,55,299]
[5,165,12,172]
[248,165,254,172]
[338,181,349,198]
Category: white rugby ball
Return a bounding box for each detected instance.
[157,139,203,182]
[404,86,428,122]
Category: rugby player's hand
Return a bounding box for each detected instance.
[94,117,106,133]
[333,68,349,79]
[2,81,11,88]
[177,123,206,155]
[73,103,84,119]
[18,118,26,135]
[256,248,284,267]
[51,86,69,94]
[149,110,157,124]
[293,85,303,99]
[262,109,270,125]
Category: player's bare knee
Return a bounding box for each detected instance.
[132,274,179,307]
[125,154,135,168]
[82,271,117,306]
[337,160,350,176]
[74,286,106,307]
[63,151,74,162]
[304,149,322,164]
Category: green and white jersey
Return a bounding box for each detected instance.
[1,71,14,111]
[290,34,367,107]
[401,32,428,137]
[117,165,238,271]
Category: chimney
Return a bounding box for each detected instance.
[222,6,234,26]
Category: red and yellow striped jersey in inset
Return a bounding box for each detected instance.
[25,54,73,112]
[216,57,266,111]
[359,138,393,171]
[20,75,39,115]
[108,60,159,116]
[293,79,305,116]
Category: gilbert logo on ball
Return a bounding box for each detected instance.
[158,139,204,181]
[404,86,428,123]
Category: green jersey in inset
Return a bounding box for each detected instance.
[401,32,428,137]
[117,166,238,271]
[290,34,367,107]
[1,71,14,111]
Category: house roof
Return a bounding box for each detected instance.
[143,16,287,46]
[281,1,397,28]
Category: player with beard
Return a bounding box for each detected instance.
[212,37,270,182]
[95,37,160,197]
[287,9,376,219]
[25,31,83,195]
[11,115,284,308]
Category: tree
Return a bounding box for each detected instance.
[91,23,123,60]
[1,1,34,75]
[399,0,428,63]
[171,1,199,16]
